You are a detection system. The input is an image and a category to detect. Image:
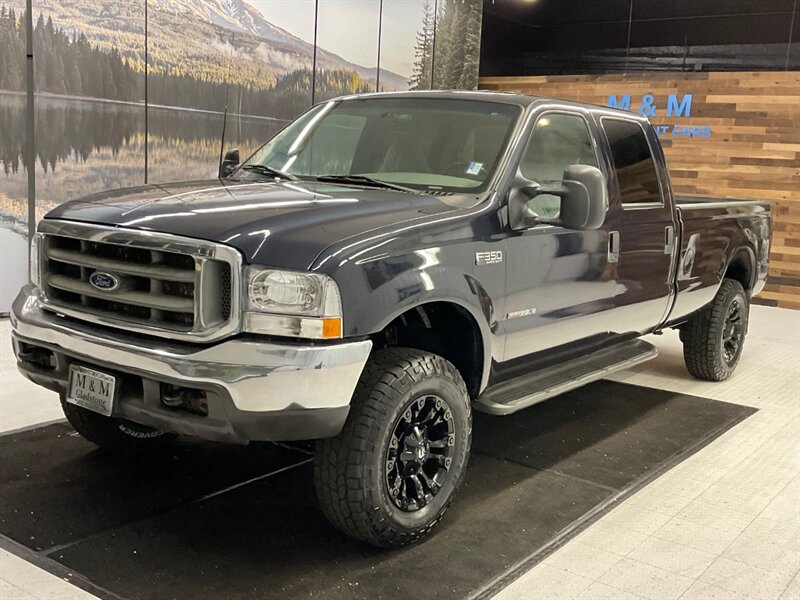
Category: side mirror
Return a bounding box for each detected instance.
[553,164,608,230]
[219,148,240,178]
[516,165,607,231]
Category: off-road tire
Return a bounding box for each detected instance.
[681,278,749,381]
[61,395,175,450]
[314,347,472,547]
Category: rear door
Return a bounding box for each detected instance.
[596,116,677,333]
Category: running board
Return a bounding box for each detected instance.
[474,339,658,416]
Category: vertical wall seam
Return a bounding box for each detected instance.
[430,0,439,89]
[624,0,634,76]
[25,0,35,255]
[787,0,798,70]
[311,0,319,104]
[376,0,384,91]
[144,0,149,184]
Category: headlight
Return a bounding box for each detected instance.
[243,267,343,339]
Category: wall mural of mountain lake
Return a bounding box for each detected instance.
[0,0,483,309]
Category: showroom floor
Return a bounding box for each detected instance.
[0,305,798,600]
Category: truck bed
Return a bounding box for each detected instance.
[675,194,771,210]
[667,195,771,325]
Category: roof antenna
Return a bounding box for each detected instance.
[218,32,235,178]
[217,86,230,178]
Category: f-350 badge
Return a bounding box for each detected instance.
[475,250,503,265]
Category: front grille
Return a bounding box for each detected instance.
[37,221,241,341]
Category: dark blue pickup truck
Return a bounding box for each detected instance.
[11,91,770,546]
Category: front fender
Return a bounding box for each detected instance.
[332,243,506,393]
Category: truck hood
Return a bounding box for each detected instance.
[45,179,467,269]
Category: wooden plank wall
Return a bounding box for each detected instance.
[480,72,800,309]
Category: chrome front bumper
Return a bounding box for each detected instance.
[11,285,372,443]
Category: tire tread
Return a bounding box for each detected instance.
[682,278,748,381]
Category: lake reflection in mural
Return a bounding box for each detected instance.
[0,92,284,231]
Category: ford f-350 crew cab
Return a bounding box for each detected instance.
[11,91,770,547]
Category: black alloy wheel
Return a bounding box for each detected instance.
[721,298,744,364]
[386,394,455,512]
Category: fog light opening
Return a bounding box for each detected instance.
[18,344,56,370]
[160,384,209,416]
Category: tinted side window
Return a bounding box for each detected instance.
[519,113,598,218]
[602,119,661,205]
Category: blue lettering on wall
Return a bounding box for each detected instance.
[667,94,692,117]
[672,125,711,138]
[607,94,631,110]
[638,93,657,117]
[607,92,710,139]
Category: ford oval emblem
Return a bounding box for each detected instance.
[89,271,120,291]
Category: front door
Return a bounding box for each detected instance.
[502,109,619,363]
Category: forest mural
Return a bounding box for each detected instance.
[0,0,484,310]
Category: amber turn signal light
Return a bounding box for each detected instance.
[321,317,343,339]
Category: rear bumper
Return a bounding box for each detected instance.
[11,285,371,443]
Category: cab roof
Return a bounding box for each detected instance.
[335,89,635,117]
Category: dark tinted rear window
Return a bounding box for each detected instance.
[602,119,661,205]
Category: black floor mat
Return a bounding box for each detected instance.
[0,381,755,600]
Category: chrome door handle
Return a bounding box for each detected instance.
[665,225,675,254]
[608,230,620,263]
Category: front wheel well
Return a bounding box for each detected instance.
[372,302,484,399]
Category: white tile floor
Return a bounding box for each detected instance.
[495,305,800,600]
[0,306,798,600]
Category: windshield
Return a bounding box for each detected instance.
[241,97,522,193]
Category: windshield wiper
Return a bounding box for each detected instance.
[242,164,299,181]
[315,175,416,193]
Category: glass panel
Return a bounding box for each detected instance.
[432,0,483,89]
[792,7,800,70]
[480,0,630,76]
[520,113,598,218]
[628,0,796,71]
[379,0,435,90]
[1,3,147,312]
[314,0,381,103]
[602,119,661,205]
[0,5,29,312]
[147,0,315,184]
[240,0,316,121]
[481,0,797,75]
[32,3,146,208]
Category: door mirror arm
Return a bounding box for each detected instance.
[521,183,567,199]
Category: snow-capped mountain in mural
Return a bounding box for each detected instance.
[149,0,311,47]
[4,0,407,90]
[160,0,304,44]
